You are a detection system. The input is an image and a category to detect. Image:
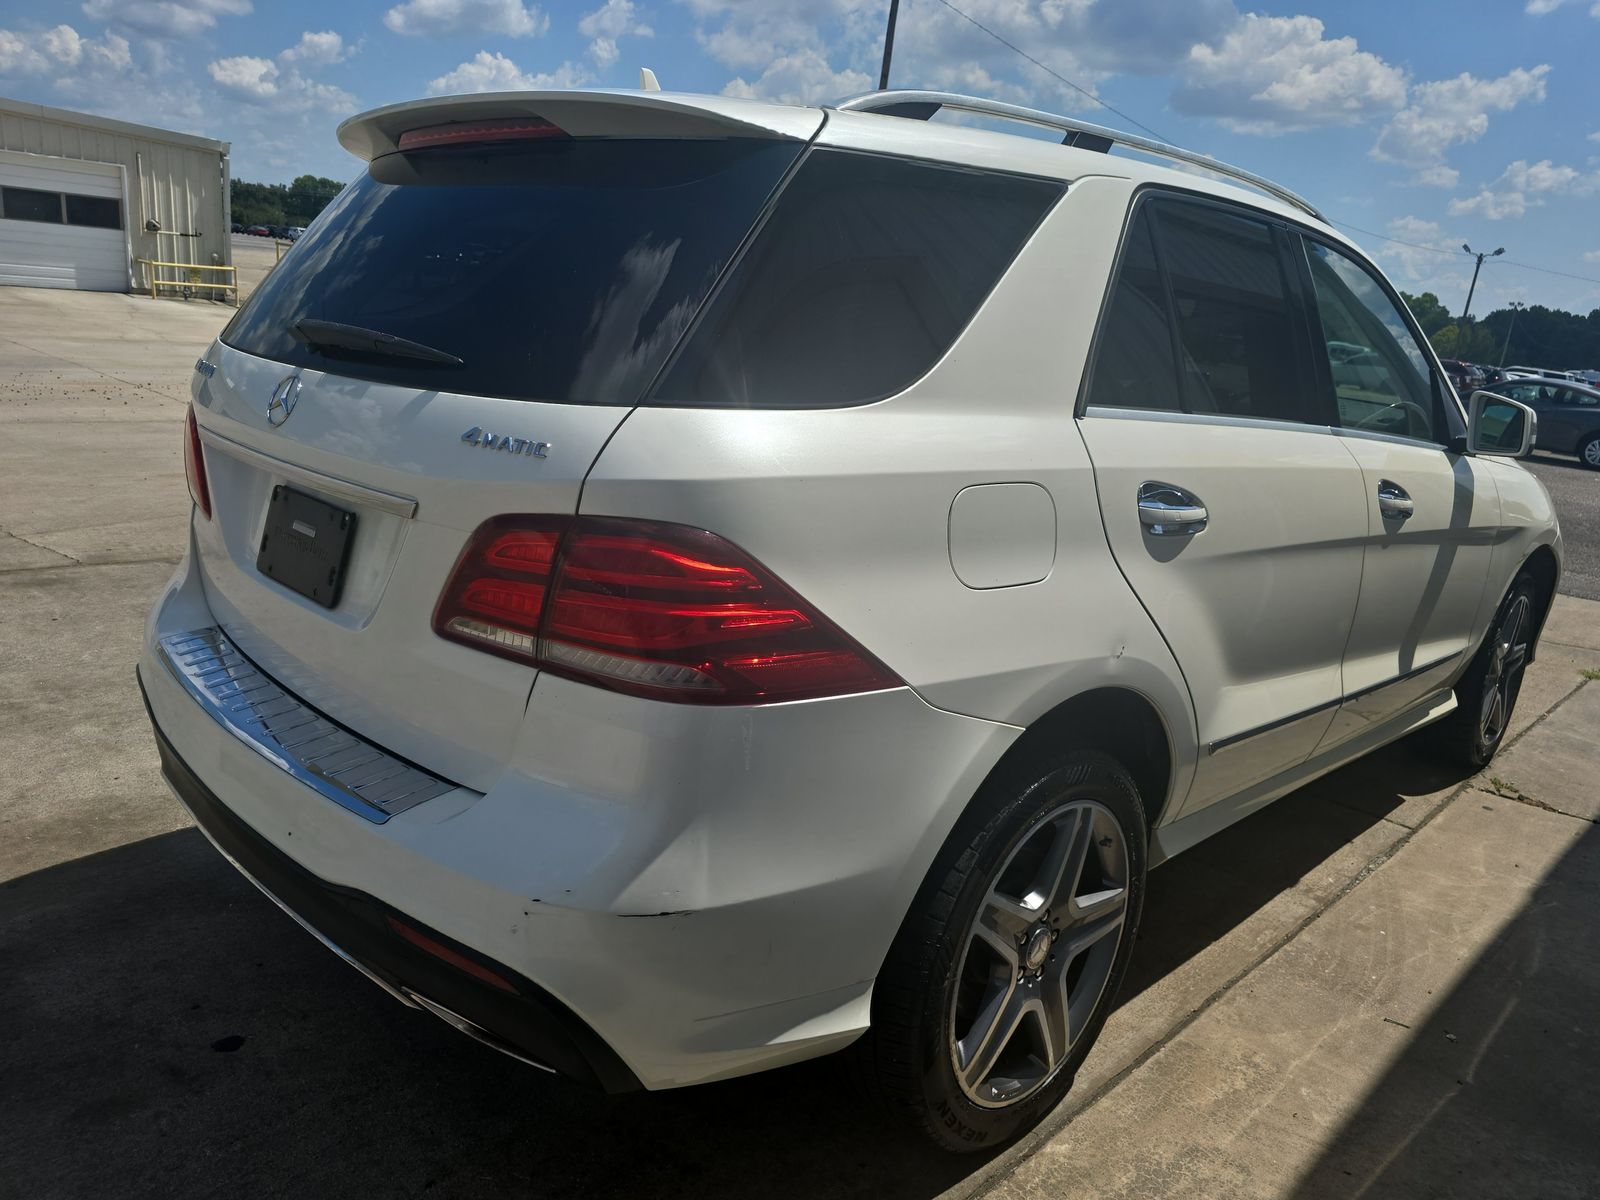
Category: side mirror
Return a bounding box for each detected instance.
[1467,390,1537,457]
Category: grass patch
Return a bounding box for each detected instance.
[1581,668,1600,681]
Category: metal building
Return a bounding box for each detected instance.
[0,96,230,294]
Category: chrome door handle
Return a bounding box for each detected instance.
[1377,479,1414,521]
[1138,481,1208,536]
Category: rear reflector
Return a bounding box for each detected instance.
[385,915,518,994]
[397,117,568,152]
[433,516,902,705]
[184,405,211,520]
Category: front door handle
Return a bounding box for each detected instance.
[1138,481,1208,536]
[1377,479,1414,521]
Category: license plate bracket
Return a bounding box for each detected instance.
[256,485,357,609]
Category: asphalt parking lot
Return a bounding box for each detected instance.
[1523,452,1600,600]
[3,285,1598,1200]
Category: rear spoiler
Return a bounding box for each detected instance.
[338,90,824,161]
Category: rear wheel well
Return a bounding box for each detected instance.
[986,689,1174,839]
[1520,545,1559,662]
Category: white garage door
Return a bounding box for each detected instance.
[0,152,129,292]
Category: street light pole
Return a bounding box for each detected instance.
[879,0,901,90]
[1499,301,1525,367]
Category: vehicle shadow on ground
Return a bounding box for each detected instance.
[0,742,1471,1200]
[1289,815,1600,1199]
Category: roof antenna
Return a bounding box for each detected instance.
[639,67,661,92]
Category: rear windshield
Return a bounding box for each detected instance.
[651,150,1063,408]
[220,139,803,404]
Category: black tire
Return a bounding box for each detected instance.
[867,749,1146,1153]
[1427,571,1538,769]
[1579,433,1600,470]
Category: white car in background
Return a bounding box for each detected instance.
[141,87,1561,1152]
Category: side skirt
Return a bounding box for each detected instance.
[1149,687,1457,867]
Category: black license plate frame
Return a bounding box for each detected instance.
[256,485,358,609]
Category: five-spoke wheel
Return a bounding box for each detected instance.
[951,801,1129,1108]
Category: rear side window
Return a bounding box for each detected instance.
[220,139,803,405]
[1303,239,1440,443]
[1084,207,1180,411]
[650,150,1061,409]
[1155,202,1311,423]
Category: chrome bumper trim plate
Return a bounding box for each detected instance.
[157,627,456,823]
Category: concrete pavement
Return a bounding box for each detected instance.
[2,285,1598,1199]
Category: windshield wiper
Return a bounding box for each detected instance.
[292,319,463,367]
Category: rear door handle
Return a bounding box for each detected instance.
[1138,481,1208,536]
[1377,479,1414,521]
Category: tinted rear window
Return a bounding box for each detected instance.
[221,139,802,404]
[650,150,1062,409]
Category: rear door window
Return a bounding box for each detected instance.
[1083,207,1181,412]
[650,150,1062,409]
[221,139,803,405]
[1152,200,1315,424]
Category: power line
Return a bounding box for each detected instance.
[928,0,1170,142]
[1330,220,1600,286]
[927,0,1600,291]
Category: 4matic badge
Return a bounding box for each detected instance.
[461,426,551,459]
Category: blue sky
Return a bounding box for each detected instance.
[3,0,1598,314]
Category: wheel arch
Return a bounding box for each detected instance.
[975,686,1178,839]
[1520,543,1560,664]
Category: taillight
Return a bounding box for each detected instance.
[432,517,902,704]
[184,405,211,519]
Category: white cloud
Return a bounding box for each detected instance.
[1413,164,1460,187]
[207,51,355,112]
[279,31,351,67]
[1448,158,1596,220]
[0,23,131,76]
[208,54,278,99]
[1523,0,1599,10]
[384,0,547,38]
[1372,66,1550,168]
[1583,250,1600,263]
[1173,14,1407,133]
[579,0,653,68]
[722,46,871,105]
[80,0,252,40]
[426,50,588,94]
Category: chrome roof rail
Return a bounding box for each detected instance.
[833,90,1324,222]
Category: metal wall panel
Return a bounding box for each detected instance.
[0,98,230,293]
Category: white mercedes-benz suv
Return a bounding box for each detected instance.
[140,87,1561,1151]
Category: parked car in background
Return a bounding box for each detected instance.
[284,226,307,241]
[142,86,1562,1155]
[1440,358,1482,396]
[1498,378,1600,468]
[1505,365,1578,382]
[230,222,243,234]
[244,224,270,236]
[1476,365,1507,386]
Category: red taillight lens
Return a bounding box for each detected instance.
[432,517,902,704]
[397,117,568,152]
[184,405,211,519]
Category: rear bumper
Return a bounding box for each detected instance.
[141,676,641,1092]
[139,532,1020,1088]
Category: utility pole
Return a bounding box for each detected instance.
[1499,301,1525,367]
[879,0,901,90]
[1459,243,1504,324]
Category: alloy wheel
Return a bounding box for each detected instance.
[948,799,1129,1109]
[1480,593,1531,746]
[1584,439,1600,467]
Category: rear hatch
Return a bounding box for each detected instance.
[190,93,819,791]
